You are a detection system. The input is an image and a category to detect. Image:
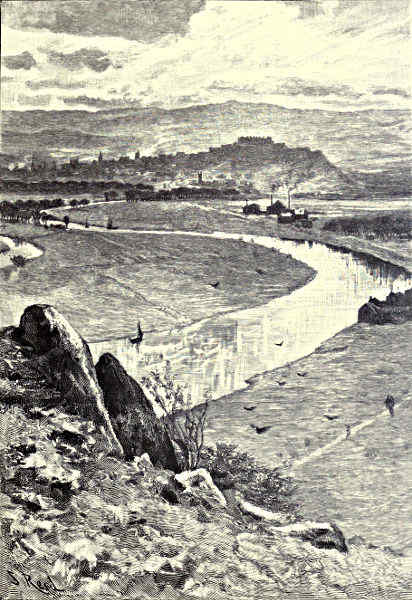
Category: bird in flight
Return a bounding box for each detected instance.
[275,341,284,347]
[297,371,308,377]
[324,414,339,421]
[210,281,220,288]
[243,405,257,411]
[276,380,287,386]
[250,424,273,434]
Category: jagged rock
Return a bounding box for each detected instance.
[95,353,180,471]
[16,304,123,457]
[358,289,412,325]
[175,468,227,508]
[273,521,348,553]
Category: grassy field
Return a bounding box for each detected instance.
[0,222,314,341]
[204,318,412,551]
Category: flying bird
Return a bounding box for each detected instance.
[324,414,339,421]
[244,405,257,411]
[275,341,284,347]
[276,380,287,386]
[130,321,144,345]
[210,281,220,289]
[297,371,308,377]
[250,424,273,434]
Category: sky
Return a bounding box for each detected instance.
[1,0,411,112]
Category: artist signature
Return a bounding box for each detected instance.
[7,568,65,596]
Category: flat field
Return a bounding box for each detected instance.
[0,222,314,341]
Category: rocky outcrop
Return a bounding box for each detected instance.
[273,521,348,553]
[175,468,227,508]
[358,289,412,325]
[15,304,123,456]
[95,352,180,471]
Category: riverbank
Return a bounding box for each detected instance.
[0,222,314,340]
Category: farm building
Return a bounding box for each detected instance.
[277,211,295,224]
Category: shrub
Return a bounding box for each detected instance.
[70,199,78,208]
[201,442,298,514]
[141,362,209,471]
[10,254,26,267]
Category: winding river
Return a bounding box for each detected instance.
[1,227,410,403]
[1,227,412,547]
[88,231,412,404]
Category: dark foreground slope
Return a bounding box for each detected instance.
[0,305,411,599]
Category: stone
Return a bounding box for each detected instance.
[175,468,227,508]
[238,499,292,525]
[95,353,180,471]
[273,520,348,553]
[17,305,123,456]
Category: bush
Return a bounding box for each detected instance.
[201,442,297,514]
[141,362,209,471]
[70,199,78,207]
[323,212,411,240]
[10,254,26,267]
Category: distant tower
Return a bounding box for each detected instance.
[134,150,140,161]
[198,171,203,185]
[98,151,103,163]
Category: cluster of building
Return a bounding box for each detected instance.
[243,198,310,225]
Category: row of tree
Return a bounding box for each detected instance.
[125,186,240,202]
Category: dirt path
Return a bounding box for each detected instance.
[289,394,411,476]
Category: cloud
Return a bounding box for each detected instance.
[26,79,89,91]
[18,93,51,106]
[208,77,361,99]
[372,87,410,98]
[4,0,206,42]
[2,50,36,70]
[61,95,140,108]
[43,48,113,72]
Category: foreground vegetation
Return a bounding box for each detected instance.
[1,330,411,599]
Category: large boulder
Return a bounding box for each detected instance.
[17,304,123,457]
[95,353,180,471]
[273,520,348,553]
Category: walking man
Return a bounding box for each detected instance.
[385,394,395,417]
[345,424,351,440]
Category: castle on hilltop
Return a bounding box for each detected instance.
[237,136,273,145]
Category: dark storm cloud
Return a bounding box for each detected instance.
[4,0,206,42]
[372,87,410,98]
[44,48,113,72]
[26,79,89,91]
[2,50,36,70]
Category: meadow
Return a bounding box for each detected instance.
[0,222,314,341]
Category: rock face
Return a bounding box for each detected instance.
[17,304,123,457]
[95,352,180,471]
[358,289,412,325]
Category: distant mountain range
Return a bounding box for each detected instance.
[1,101,410,193]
